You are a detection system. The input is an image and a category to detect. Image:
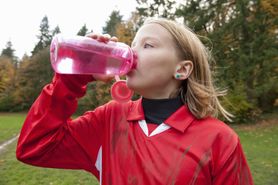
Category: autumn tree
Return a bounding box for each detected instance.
[0,56,16,111]
[14,48,53,110]
[103,10,123,36]
[78,10,127,113]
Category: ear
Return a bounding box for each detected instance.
[174,60,193,80]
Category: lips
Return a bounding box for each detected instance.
[127,69,136,77]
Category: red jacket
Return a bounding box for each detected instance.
[16,74,254,185]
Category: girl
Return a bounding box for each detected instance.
[16,18,253,185]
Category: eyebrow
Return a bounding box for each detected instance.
[131,36,160,47]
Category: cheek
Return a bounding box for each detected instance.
[127,51,177,86]
[139,54,168,73]
[140,57,175,78]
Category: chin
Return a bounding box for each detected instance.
[126,79,136,91]
[126,74,146,93]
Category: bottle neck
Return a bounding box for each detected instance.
[131,52,138,69]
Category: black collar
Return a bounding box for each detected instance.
[142,96,184,125]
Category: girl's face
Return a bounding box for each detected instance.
[127,23,182,99]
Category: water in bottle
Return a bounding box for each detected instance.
[50,34,137,76]
[49,34,137,103]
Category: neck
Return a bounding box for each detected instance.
[142,96,184,124]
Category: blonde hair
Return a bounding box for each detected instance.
[144,18,233,121]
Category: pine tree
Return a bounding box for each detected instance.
[77,24,89,36]
[52,25,61,36]
[136,0,177,19]
[175,0,278,120]
[1,40,18,67]
[1,40,15,58]
[32,16,52,55]
[103,10,123,36]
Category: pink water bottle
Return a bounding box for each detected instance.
[50,34,137,75]
[49,34,137,103]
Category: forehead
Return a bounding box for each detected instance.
[132,23,174,44]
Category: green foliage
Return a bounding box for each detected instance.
[0,4,276,123]
[174,0,278,121]
[221,83,258,123]
[102,10,123,36]
[52,25,61,36]
[76,81,113,115]
[32,16,52,55]
[13,48,53,111]
[0,56,16,111]
[115,20,136,46]
[1,41,15,59]
[136,0,177,19]
[77,24,89,36]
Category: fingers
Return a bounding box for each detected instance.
[92,74,114,83]
[110,36,118,42]
[86,32,118,43]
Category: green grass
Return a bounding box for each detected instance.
[232,119,278,185]
[0,142,98,185]
[0,113,278,185]
[0,113,98,185]
[0,113,26,143]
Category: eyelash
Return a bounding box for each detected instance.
[144,43,153,48]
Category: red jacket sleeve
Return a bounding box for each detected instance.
[212,138,254,185]
[16,73,104,177]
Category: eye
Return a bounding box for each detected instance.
[143,43,153,48]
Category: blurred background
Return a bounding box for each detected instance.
[0,0,277,184]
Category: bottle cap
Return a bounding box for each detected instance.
[111,80,133,103]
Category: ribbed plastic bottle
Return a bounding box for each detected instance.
[50,34,137,76]
[49,34,136,103]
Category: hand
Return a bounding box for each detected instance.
[86,32,118,43]
[85,33,119,82]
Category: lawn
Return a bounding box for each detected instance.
[232,118,278,185]
[0,113,277,185]
[0,113,99,185]
[0,113,26,143]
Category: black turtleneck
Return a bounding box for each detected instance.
[142,96,184,125]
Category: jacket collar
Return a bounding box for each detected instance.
[127,98,196,133]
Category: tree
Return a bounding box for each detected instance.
[103,10,123,36]
[136,0,177,19]
[52,25,61,36]
[32,16,52,55]
[115,22,136,46]
[80,10,125,113]
[77,11,140,113]
[1,40,15,58]
[0,56,16,111]
[1,40,18,67]
[14,47,53,110]
[77,24,89,36]
[175,0,278,121]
